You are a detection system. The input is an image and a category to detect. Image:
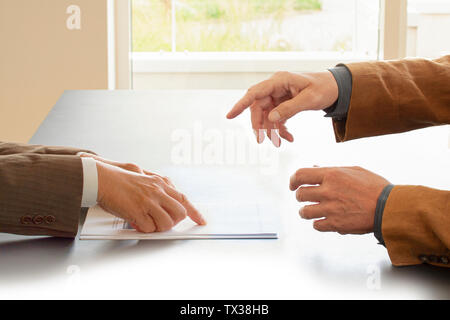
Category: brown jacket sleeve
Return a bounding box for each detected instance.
[382,186,450,267]
[0,141,95,156]
[0,154,83,237]
[332,56,450,267]
[332,55,450,142]
[0,142,95,237]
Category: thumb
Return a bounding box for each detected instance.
[268,89,315,122]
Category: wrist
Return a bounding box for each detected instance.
[96,160,107,203]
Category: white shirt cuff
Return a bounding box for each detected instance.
[80,157,98,207]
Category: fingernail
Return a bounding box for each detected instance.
[254,129,263,143]
[258,130,264,143]
[268,111,281,122]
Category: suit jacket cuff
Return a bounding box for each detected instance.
[324,65,352,120]
[80,157,98,207]
[373,184,394,246]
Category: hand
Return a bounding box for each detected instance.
[94,160,206,233]
[79,153,146,174]
[289,166,390,234]
[80,153,168,179]
[226,71,338,147]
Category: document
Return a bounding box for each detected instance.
[80,203,278,240]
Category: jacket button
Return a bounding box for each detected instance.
[428,255,439,263]
[44,215,56,224]
[418,254,428,263]
[440,256,449,265]
[20,215,33,224]
[33,215,44,225]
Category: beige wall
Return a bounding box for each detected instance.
[0,0,109,142]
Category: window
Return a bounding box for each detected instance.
[132,0,379,55]
[130,0,381,78]
[407,0,450,58]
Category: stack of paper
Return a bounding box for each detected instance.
[80,203,278,240]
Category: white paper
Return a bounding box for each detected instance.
[80,203,278,240]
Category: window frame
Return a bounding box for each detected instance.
[110,0,408,89]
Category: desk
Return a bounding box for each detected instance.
[0,90,449,299]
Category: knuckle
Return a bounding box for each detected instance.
[320,184,330,194]
[147,182,159,191]
[173,208,187,225]
[125,163,141,172]
[139,223,156,233]
[157,221,174,232]
[179,192,187,203]
[301,207,311,219]
[321,188,333,200]
[313,221,322,231]
[173,214,185,225]
[325,169,339,181]
[179,206,188,218]
[146,176,158,184]
[294,169,303,181]
[147,183,164,196]
[291,172,303,188]
[296,189,303,202]
[152,175,164,183]
[172,218,182,225]
[274,71,288,78]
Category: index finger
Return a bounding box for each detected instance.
[164,185,207,225]
[289,168,325,191]
[226,80,274,119]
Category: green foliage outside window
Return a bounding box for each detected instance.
[132,0,323,52]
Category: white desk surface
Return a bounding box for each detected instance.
[1,90,448,299]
